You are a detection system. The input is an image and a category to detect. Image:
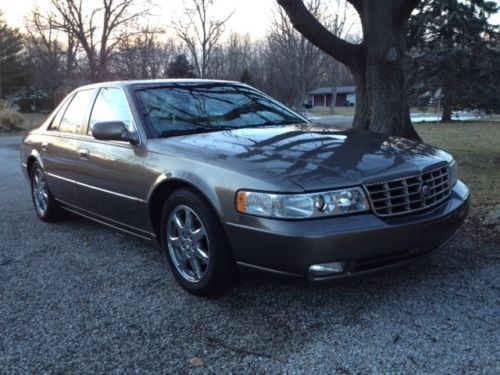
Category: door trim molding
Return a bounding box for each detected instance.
[60,205,153,241]
[55,198,156,240]
[47,172,147,203]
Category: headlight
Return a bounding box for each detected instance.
[236,187,369,219]
[449,159,458,186]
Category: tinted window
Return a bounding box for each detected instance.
[89,87,135,134]
[48,99,71,131]
[134,84,305,138]
[58,89,94,133]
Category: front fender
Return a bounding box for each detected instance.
[148,170,225,219]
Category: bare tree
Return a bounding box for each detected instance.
[319,0,355,114]
[224,33,254,81]
[49,0,148,82]
[208,35,271,90]
[25,10,80,97]
[202,33,254,80]
[173,0,233,78]
[113,28,177,79]
[266,0,325,110]
[277,0,422,140]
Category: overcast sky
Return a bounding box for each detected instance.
[1,0,499,39]
[1,0,279,38]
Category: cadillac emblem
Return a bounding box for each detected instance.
[419,182,430,198]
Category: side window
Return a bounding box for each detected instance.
[48,100,70,131]
[58,89,95,133]
[89,88,135,134]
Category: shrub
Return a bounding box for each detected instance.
[0,100,12,111]
[0,101,24,132]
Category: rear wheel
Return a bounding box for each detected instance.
[160,188,235,296]
[30,162,66,222]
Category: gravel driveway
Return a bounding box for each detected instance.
[1,135,498,373]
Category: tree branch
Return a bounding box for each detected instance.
[276,0,361,70]
[346,0,363,15]
[397,0,420,20]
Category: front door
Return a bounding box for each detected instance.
[74,87,152,235]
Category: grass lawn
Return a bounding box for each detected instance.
[311,107,448,117]
[416,121,500,214]
[310,107,356,116]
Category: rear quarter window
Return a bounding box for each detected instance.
[54,89,95,133]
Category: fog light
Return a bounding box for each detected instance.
[308,262,345,277]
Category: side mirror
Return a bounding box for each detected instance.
[91,121,139,145]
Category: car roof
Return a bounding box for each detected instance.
[77,79,243,90]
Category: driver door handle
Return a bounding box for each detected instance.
[41,142,48,152]
[78,149,90,160]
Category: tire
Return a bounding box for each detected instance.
[160,188,236,297]
[30,162,66,222]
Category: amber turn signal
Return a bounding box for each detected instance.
[236,191,248,213]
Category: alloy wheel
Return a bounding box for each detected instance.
[166,205,210,283]
[33,169,49,216]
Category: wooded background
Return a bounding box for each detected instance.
[0,0,498,128]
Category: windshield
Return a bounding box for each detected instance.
[133,83,307,138]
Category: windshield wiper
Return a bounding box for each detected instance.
[157,121,299,137]
[158,126,235,138]
[239,120,298,128]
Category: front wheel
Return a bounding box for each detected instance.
[160,188,236,297]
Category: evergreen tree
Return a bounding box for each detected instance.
[240,67,252,85]
[166,54,196,78]
[407,0,500,121]
[0,12,26,99]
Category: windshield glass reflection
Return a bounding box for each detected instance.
[134,83,306,138]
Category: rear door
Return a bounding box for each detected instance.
[74,87,152,234]
[42,89,95,206]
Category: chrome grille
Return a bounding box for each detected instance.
[364,166,451,217]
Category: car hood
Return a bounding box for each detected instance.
[148,124,452,191]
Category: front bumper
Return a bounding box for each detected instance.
[223,181,470,281]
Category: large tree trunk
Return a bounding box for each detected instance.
[293,87,306,112]
[277,0,422,141]
[441,101,452,122]
[329,85,337,115]
[351,1,420,140]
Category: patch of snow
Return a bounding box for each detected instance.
[411,111,483,123]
